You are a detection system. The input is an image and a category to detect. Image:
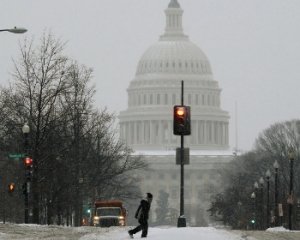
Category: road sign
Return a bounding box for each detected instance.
[8,153,25,159]
[296,200,300,222]
[176,148,190,165]
[278,203,283,217]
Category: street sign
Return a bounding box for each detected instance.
[278,203,283,217]
[176,147,190,165]
[296,200,300,222]
[8,153,25,159]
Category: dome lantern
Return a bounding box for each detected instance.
[168,0,180,8]
[161,0,187,40]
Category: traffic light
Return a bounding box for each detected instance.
[24,157,33,181]
[173,105,191,135]
[24,157,33,167]
[8,183,15,193]
[250,219,256,224]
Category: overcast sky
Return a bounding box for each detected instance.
[1,0,300,152]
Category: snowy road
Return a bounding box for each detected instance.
[0,224,299,240]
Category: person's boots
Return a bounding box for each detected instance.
[128,230,133,239]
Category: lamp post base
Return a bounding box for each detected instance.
[177,216,186,227]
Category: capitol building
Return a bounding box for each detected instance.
[119,0,234,226]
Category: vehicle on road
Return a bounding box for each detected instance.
[93,200,127,227]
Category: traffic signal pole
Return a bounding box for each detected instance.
[178,80,186,227]
[24,132,30,224]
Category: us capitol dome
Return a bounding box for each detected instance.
[119,0,230,152]
[118,0,233,226]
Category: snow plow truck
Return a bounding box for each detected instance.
[93,200,127,227]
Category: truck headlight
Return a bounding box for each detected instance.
[93,216,99,224]
[119,216,125,226]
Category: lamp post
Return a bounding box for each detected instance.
[253,182,259,229]
[237,201,242,229]
[22,123,30,223]
[251,192,256,229]
[0,27,27,34]
[266,169,271,229]
[273,160,279,226]
[259,177,265,229]
[288,150,295,230]
[254,181,259,190]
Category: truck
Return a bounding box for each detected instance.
[93,200,127,227]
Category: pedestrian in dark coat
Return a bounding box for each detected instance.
[128,193,153,238]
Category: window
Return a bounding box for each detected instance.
[150,94,153,104]
[196,94,199,105]
[172,94,176,104]
[208,121,212,142]
[188,94,192,105]
[157,94,160,104]
[164,94,168,105]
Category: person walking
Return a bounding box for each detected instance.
[128,193,153,238]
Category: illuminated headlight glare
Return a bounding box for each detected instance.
[118,216,125,226]
[119,219,125,226]
[94,216,99,224]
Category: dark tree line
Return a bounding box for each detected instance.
[209,120,300,229]
[0,32,146,225]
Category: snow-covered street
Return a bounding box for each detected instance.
[0,224,300,240]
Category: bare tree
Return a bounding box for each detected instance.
[0,32,147,225]
[209,119,300,229]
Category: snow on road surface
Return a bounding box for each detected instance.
[80,226,255,240]
[0,224,254,240]
[0,224,299,240]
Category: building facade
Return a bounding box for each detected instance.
[119,0,233,226]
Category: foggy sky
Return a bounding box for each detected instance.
[1,0,300,152]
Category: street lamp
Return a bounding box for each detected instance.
[251,192,256,229]
[22,122,30,224]
[0,27,27,34]
[259,177,265,229]
[288,150,295,230]
[254,181,259,226]
[265,169,271,229]
[273,160,279,226]
[254,181,259,190]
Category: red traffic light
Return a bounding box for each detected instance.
[173,105,191,135]
[24,157,33,166]
[175,107,185,116]
[8,183,15,193]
